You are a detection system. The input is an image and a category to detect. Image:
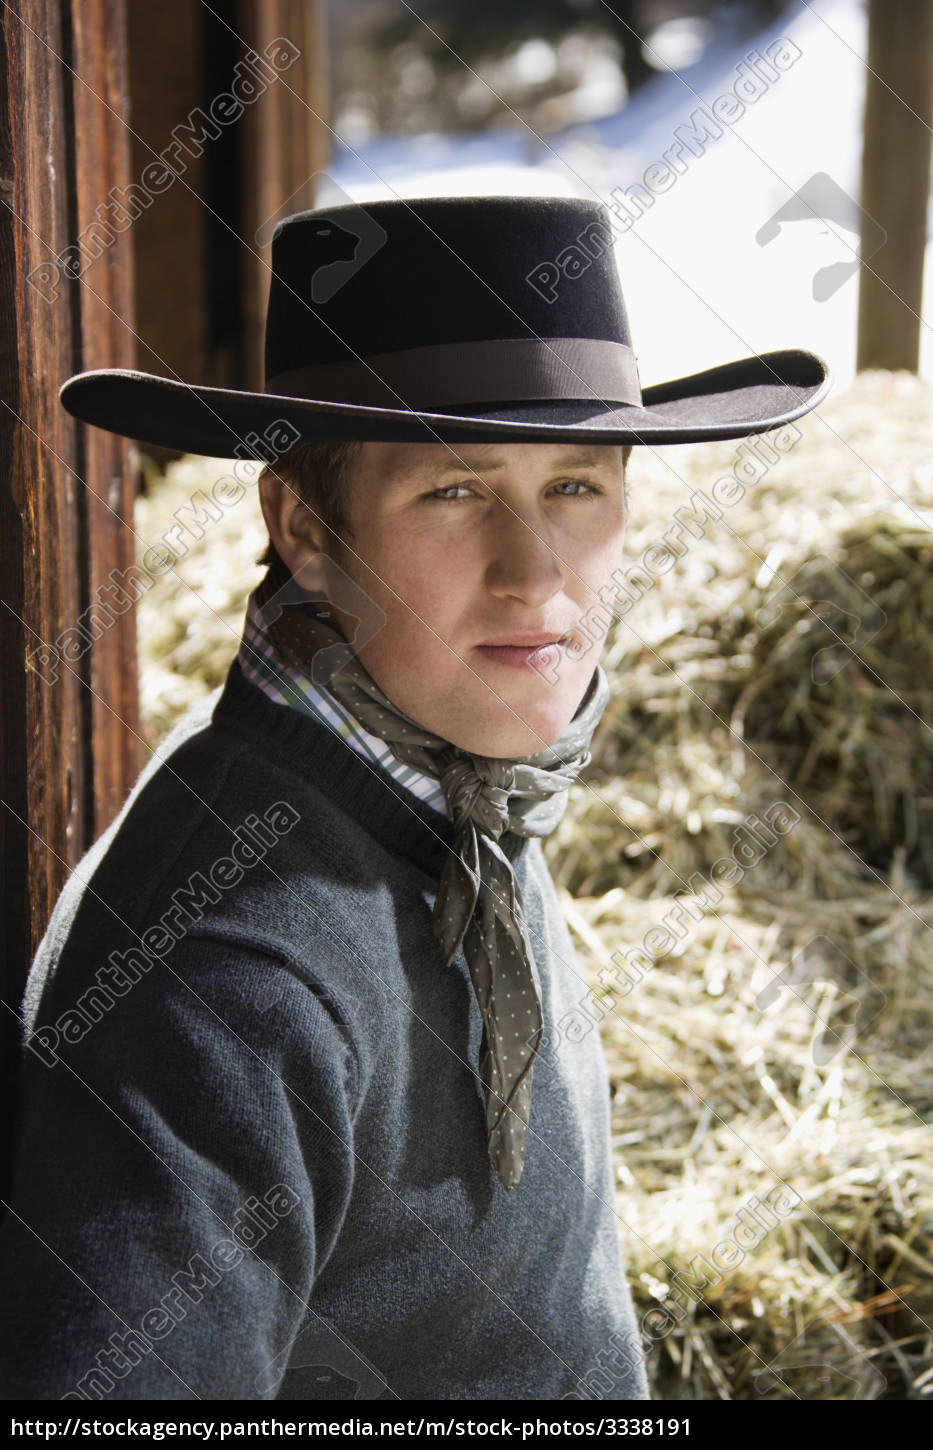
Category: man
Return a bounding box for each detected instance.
[0,195,829,1400]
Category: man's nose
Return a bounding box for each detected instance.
[484,505,565,606]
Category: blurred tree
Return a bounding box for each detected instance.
[333,0,796,138]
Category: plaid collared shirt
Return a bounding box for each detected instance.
[236,587,450,819]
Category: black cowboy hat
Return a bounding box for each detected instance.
[59,193,830,456]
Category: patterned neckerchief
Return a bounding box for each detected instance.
[236,586,450,819]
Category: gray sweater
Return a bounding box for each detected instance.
[0,660,650,1402]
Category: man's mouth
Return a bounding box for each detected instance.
[478,640,565,672]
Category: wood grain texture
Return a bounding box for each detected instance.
[1,0,138,1199]
[71,0,140,829]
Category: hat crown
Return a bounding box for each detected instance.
[264,194,634,386]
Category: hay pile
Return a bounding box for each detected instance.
[137,370,933,1399]
[543,370,933,1400]
[134,453,268,748]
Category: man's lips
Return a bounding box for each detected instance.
[478,633,570,648]
[478,643,565,669]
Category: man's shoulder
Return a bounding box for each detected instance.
[23,684,379,1027]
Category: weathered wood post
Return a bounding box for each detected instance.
[856,0,933,372]
[0,0,139,1202]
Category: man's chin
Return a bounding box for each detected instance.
[444,707,577,761]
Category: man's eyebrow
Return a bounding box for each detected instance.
[410,450,615,477]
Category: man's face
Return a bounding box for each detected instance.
[264,439,626,758]
[316,440,627,758]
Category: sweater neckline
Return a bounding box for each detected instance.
[211,658,531,879]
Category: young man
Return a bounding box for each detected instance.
[0,195,829,1401]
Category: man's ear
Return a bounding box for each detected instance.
[258,467,330,572]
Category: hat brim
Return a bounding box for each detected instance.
[59,348,830,456]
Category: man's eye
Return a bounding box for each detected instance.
[427,479,602,502]
[552,479,602,497]
[428,484,473,502]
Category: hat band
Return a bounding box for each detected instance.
[264,337,641,410]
